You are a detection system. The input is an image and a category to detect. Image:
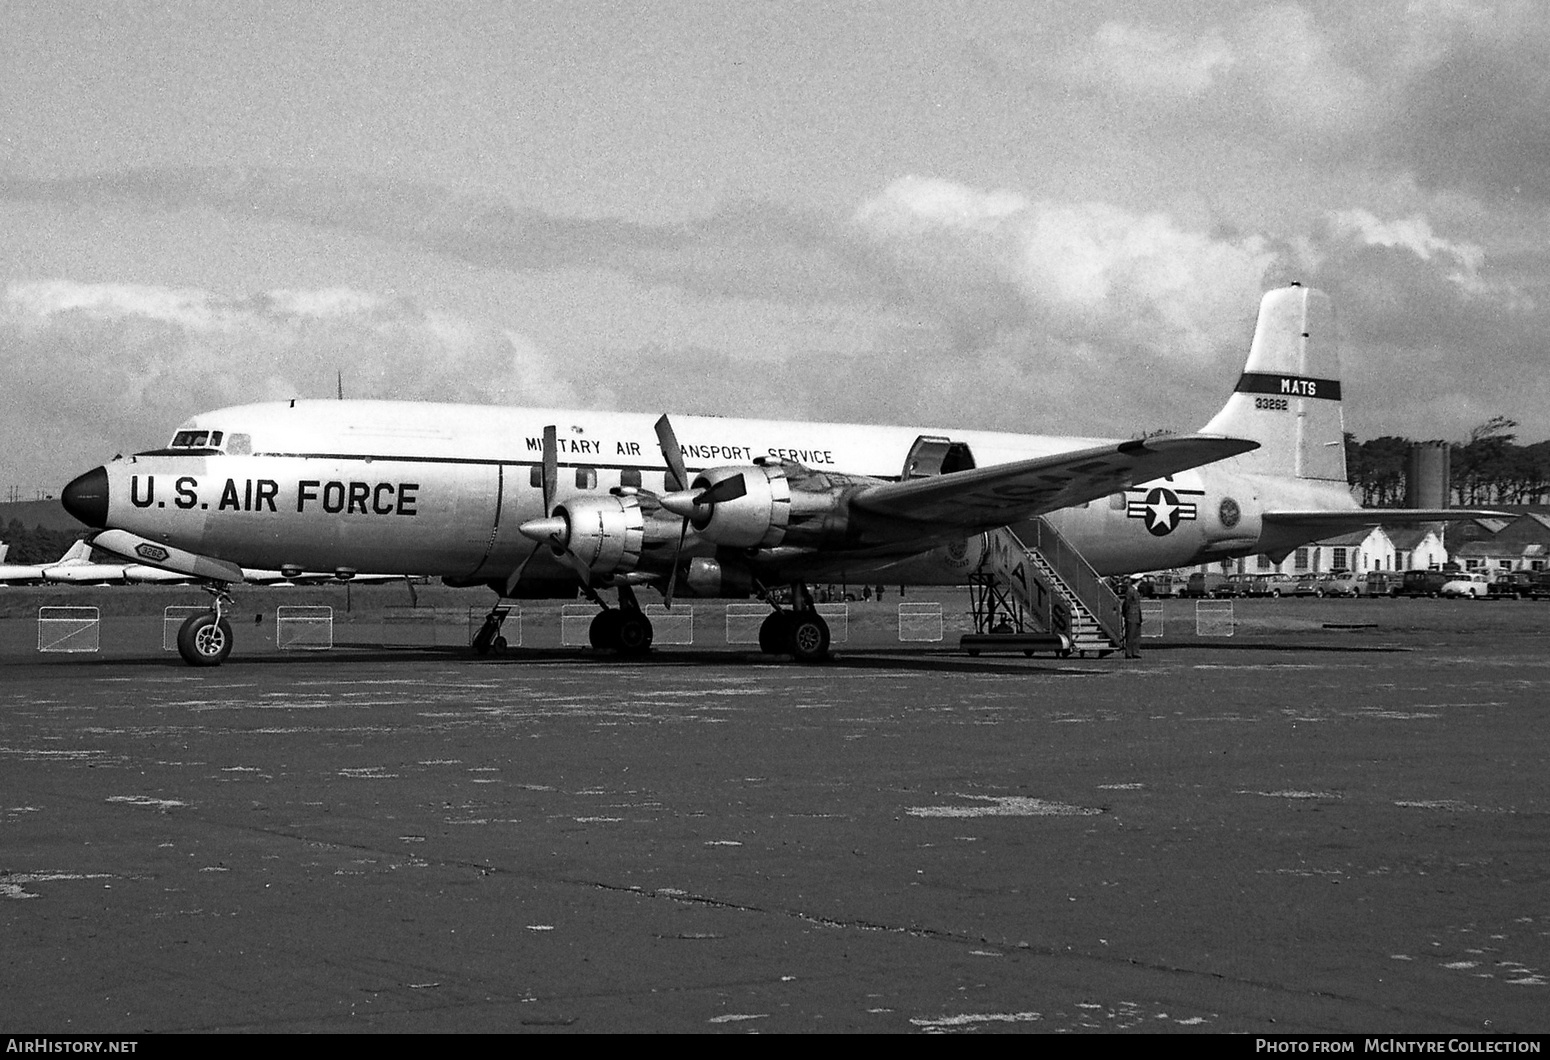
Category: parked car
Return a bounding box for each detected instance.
[1262,573,1297,597]
[1319,570,1363,597]
[1440,571,1491,599]
[1225,573,1260,597]
[1182,572,1230,598]
[1366,570,1404,597]
[1394,569,1452,598]
[1486,571,1550,599]
[1291,574,1323,597]
[1137,573,1184,598]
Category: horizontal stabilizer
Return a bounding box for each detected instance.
[853,434,1258,531]
[1262,508,1509,531]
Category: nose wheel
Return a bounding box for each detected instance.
[177,583,236,666]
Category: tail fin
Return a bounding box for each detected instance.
[55,539,92,564]
[1201,284,1346,483]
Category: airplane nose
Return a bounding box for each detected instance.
[62,466,109,528]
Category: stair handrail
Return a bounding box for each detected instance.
[1006,517,1123,645]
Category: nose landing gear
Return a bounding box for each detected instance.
[177,583,236,667]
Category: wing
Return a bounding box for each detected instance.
[851,435,1257,533]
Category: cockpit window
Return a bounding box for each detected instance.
[169,429,225,451]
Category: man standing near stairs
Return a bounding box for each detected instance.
[1122,578,1143,659]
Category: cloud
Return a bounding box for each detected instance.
[853,176,1284,365]
[1374,1,1550,201]
[0,167,879,307]
[981,2,1550,202]
[0,280,587,485]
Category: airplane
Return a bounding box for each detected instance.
[59,283,1484,667]
[0,543,60,585]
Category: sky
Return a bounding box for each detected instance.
[4,0,1550,496]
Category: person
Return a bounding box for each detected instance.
[1122,577,1143,658]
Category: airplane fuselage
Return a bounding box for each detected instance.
[70,399,1359,589]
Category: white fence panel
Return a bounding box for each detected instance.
[644,604,693,645]
[816,602,849,643]
[162,606,209,651]
[1195,600,1234,637]
[277,606,333,650]
[561,604,595,647]
[38,607,99,653]
[1141,600,1165,639]
[897,601,943,642]
[724,603,767,644]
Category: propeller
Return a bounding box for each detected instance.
[517,425,590,581]
[653,416,691,607]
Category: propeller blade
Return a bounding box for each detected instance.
[698,473,747,506]
[542,425,558,515]
[654,415,690,492]
[662,517,690,608]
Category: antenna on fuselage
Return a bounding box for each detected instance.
[337,371,344,400]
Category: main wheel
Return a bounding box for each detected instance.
[615,611,654,655]
[177,613,233,667]
[758,611,795,654]
[589,609,623,649]
[788,613,831,663]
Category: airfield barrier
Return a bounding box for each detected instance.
[1141,600,1165,638]
[816,602,849,643]
[897,601,943,642]
[724,603,767,644]
[162,605,209,651]
[37,607,99,653]
[644,604,693,645]
[560,604,595,647]
[276,606,334,650]
[1195,600,1234,637]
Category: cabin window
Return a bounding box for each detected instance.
[530,465,543,488]
[620,468,642,489]
[575,467,597,489]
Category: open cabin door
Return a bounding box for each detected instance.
[902,435,977,480]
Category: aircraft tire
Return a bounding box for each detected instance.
[589,610,623,650]
[758,612,794,654]
[177,613,233,667]
[788,613,830,663]
[615,612,653,655]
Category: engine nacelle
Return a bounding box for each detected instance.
[682,557,754,598]
[688,465,792,548]
[552,495,645,576]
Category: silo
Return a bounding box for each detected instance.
[1405,442,1451,509]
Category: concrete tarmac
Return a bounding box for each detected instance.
[1,597,1547,1033]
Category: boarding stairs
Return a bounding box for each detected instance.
[967,517,1123,656]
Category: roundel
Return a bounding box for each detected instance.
[1219,497,1241,530]
[1143,487,1183,537]
[946,538,969,562]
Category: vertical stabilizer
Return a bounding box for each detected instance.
[1201,284,1346,483]
[56,539,92,564]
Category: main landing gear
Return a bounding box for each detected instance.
[472,581,833,662]
[586,584,654,656]
[176,583,235,667]
[757,583,831,663]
